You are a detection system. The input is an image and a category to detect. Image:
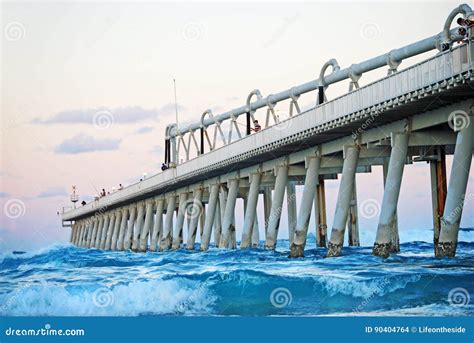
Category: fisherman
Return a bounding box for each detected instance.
[161,163,169,171]
[118,184,123,190]
[457,17,473,44]
[81,200,86,206]
[251,120,261,132]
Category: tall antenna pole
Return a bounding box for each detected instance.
[173,78,179,127]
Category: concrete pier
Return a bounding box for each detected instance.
[61,20,473,260]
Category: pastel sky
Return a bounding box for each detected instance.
[1,0,473,251]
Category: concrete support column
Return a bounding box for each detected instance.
[69,224,76,243]
[116,208,129,251]
[85,219,94,247]
[263,187,272,235]
[187,188,204,250]
[132,202,145,251]
[287,183,297,245]
[103,212,115,250]
[138,200,154,252]
[110,209,122,250]
[92,215,102,248]
[219,179,239,248]
[81,221,88,247]
[213,198,222,246]
[84,221,92,247]
[72,224,79,246]
[172,193,189,250]
[70,223,77,245]
[78,221,87,247]
[89,216,101,248]
[347,181,360,247]
[317,178,328,247]
[199,204,206,238]
[96,214,109,249]
[382,157,400,252]
[372,133,409,257]
[436,119,473,257]
[430,147,447,247]
[161,194,176,251]
[290,155,321,257]
[241,173,261,248]
[123,204,137,250]
[70,223,76,244]
[150,198,164,252]
[327,145,360,257]
[265,165,289,250]
[201,184,220,251]
[250,216,259,248]
[228,211,237,249]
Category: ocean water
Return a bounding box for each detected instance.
[1,232,473,317]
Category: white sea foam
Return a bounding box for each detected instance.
[317,274,421,298]
[1,278,216,316]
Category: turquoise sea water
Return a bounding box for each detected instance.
[1,232,473,316]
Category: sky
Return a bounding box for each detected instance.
[1,0,473,251]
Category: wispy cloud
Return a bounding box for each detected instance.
[33,104,185,125]
[38,187,68,198]
[135,126,154,134]
[54,134,121,154]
